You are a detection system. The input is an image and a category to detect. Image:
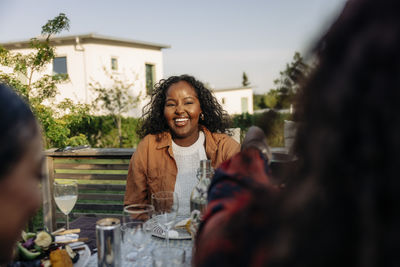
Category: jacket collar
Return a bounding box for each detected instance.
[155,126,218,153]
[156,132,171,150]
[202,126,217,154]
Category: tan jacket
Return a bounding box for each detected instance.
[124,127,240,205]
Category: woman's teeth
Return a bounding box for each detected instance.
[175,118,188,126]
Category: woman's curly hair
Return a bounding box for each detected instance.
[200,1,400,266]
[137,75,232,138]
[271,0,400,266]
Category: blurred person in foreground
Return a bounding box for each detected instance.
[124,75,239,215]
[194,0,400,266]
[0,84,43,264]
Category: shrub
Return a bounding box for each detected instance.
[232,110,292,147]
[66,115,140,148]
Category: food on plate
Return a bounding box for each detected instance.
[22,238,35,250]
[65,245,80,263]
[49,249,72,267]
[22,232,37,242]
[175,211,202,236]
[12,229,83,266]
[17,243,40,261]
[34,231,54,248]
[175,218,190,229]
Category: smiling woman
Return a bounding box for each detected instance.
[163,81,203,146]
[0,83,43,265]
[124,75,240,215]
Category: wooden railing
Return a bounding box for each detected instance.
[42,145,293,231]
[43,148,134,231]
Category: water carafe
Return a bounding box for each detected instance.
[190,159,213,216]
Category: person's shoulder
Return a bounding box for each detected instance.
[137,132,170,150]
[136,134,154,151]
[211,132,233,140]
[205,128,239,146]
[140,134,158,142]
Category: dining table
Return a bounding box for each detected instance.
[70,216,193,267]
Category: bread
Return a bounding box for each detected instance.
[50,249,73,267]
[175,218,190,229]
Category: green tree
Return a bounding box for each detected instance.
[0,13,93,148]
[90,68,141,147]
[0,13,70,105]
[253,94,267,110]
[271,52,311,108]
[264,89,279,109]
[242,72,250,87]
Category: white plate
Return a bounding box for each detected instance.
[73,244,91,267]
[149,218,192,240]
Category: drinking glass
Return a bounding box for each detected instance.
[121,204,154,263]
[151,191,179,247]
[152,247,185,267]
[53,180,78,229]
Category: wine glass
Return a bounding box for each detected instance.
[53,180,78,229]
[151,191,179,248]
[121,204,154,263]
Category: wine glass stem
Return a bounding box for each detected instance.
[66,214,69,230]
[166,229,170,248]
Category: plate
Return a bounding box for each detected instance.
[73,244,91,267]
[149,218,192,240]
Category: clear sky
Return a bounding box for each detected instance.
[0,0,347,94]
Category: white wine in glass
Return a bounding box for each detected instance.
[54,181,78,229]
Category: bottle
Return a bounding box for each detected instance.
[190,160,214,216]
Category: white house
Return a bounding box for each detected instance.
[212,86,253,115]
[0,33,170,117]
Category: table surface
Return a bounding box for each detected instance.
[87,237,193,267]
[71,216,193,266]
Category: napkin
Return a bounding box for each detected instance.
[55,233,79,243]
[168,230,179,238]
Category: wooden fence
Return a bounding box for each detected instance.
[42,145,293,231]
[42,148,134,231]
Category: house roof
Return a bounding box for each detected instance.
[212,86,252,93]
[0,33,171,50]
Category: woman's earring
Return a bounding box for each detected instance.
[200,113,205,120]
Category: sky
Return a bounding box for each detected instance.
[0,0,347,94]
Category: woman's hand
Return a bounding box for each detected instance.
[241,126,271,163]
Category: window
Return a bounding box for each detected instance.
[111,57,118,71]
[53,57,67,75]
[146,64,155,95]
[241,97,248,113]
[221,97,226,104]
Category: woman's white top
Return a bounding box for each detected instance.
[172,131,207,216]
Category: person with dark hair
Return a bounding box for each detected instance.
[194,0,400,266]
[124,75,239,215]
[0,83,43,264]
